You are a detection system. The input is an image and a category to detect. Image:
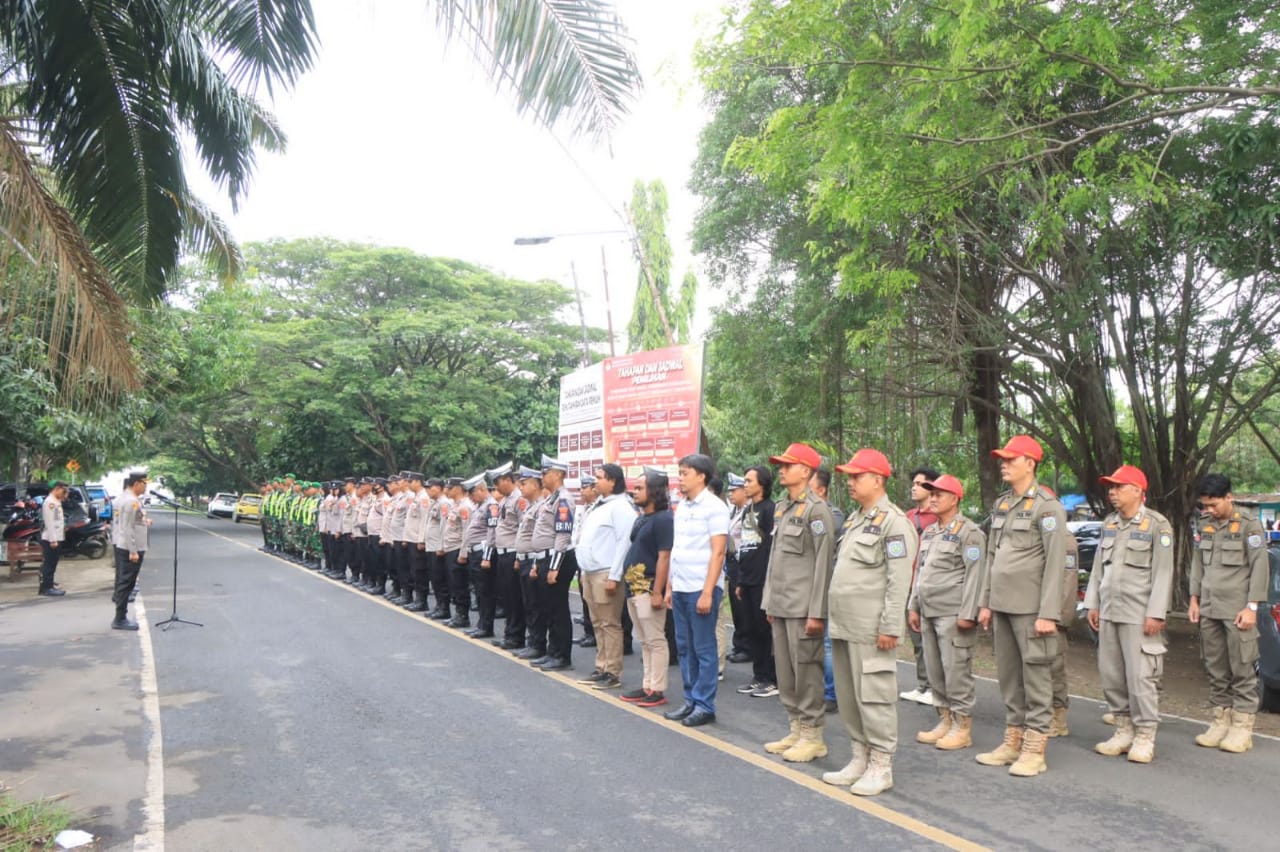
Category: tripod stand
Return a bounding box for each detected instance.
[150,492,202,631]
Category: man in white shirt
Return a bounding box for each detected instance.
[663,453,730,727]
[111,472,151,630]
[38,481,69,597]
[576,464,638,691]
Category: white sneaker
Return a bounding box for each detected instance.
[899,687,927,703]
[919,689,936,706]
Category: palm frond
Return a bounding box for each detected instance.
[206,0,320,95]
[0,117,139,399]
[175,189,245,284]
[436,0,642,141]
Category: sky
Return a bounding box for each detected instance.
[188,0,732,355]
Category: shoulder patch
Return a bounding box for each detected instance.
[1247,533,1263,549]
[886,535,908,559]
[965,545,981,562]
[1159,532,1172,548]
[518,498,529,511]
[1065,553,1076,569]
[1041,516,1057,532]
[810,519,826,537]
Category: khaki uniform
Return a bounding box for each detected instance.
[762,488,836,728]
[1083,507,1173,726]
[828,495,918,753]
[1191,508,1270,712]
[908,516,985,716]
[1052,534,1080,709]
[980,484,1069,733]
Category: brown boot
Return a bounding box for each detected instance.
[976,726,1023,766]
[765,719,801,754]
[1047,706,1069,737]
[850,748,894,796]
[917,708,953,744]
[1128,724,1156,763]
[1008,729,1048,776]
[1219,711,1255,753]
[1095,715,1134,756]
[781,724,829,762]
[936,713,973,750]
[1195,707,1232,748]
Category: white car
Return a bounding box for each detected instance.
[207,492,239,519]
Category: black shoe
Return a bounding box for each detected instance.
[682,709,716,727]
[448,618,471,629]
[528,655,553,667]
[366,586,384,596]
[591,673,622,691]
[405,602,427,612]
[576,670,607,684]
[430,610,453,621]
[388,596,406,605]
[737,680,762,694]
[515,647,546,660]
[38,587,67,597]
[579,636,597,648]
[111,616,139,631]
[470,630,494,639]
[663,702,695,721]
[623,645,634,656]
[493,639,524,650]
[573,616,584,625]
[538,658,573,672]
[727,651,752,664]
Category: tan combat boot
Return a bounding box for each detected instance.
[936,713,974,750]
[822,741,868,786]
[765,719,801,754]
[917,708,953,745]
[1128,724,1156,763]
[1008,729,1048,776]
[1102,712,1116,726]
[1095,715,1135,756]
[1195,707,1232,748]
[1047,706,1069,737]
[850,749,894,796]
[782,724,829,762]
[975,726,1023,766]
[1219,711,1255,753]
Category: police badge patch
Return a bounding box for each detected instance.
[965,546,981,562]
[1159,532,1172,548]
[810,519,826,536]
[1248,534,1263,549]
[1066,554,1076,568]
[886,535,907,559]
[1041,516,1057,532]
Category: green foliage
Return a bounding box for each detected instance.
[626,179,697,352]
[0,787,73,852]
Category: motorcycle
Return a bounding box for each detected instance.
[63,515,111,559]
[2,500,44,579]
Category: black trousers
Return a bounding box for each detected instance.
[112,546,144,609]
[409,547,430,600]
[39,540,61,590]
[444,549,469,612]
[428,551,451,612]
[320,533,332,570]
[726,561,749,655]
[470,549,497,631]
[740,582,776,683]
[538,551,578,660]
[520,556,546,653]
[371,541,389,584]
[496,551,525,643]
[393,543,411,593]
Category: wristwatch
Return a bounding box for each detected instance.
[1248,602,1259,612]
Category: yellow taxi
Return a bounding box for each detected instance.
[233,493,262,523]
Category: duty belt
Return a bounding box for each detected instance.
[527,549,549,559]
[496,547,514,554]
[470,544,485,552]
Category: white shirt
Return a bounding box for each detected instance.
[670,487,731,593]
[41,495,65,542]
[577,493,638,576]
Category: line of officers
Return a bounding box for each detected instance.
[254,433,1270,799]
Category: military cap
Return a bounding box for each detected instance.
[726,472,746,489]
[343,476,356,483]
[541,453,569,473]
[284,473,296,479]
[579,472,597,488]
[445,476,465,489]
[426,477,444,487]
[518,465,542,481]
[487,461,514,481]
[375,477,389,487]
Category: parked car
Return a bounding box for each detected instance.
[85,482,112,521]
[1258,544,1280,713]
[207,492,239,519]
[233,493,262,523]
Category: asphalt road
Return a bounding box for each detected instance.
[136,512,1277,850]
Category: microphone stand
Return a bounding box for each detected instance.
[149,491,203,631]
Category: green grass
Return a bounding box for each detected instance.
[0,788,75,851]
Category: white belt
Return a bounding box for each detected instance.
[496,547,514,554]
[470,544,485,552]
[527,549,549,560]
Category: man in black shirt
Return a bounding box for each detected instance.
[735,464,777,698]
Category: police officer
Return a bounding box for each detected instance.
[908,474,985,750]
[1190,472,1270,754]
[513,465,547,659]
[760,443,836,764]
[38,480,69,597]
[424,477,452,620]
[976,435,1069,777]
[462,473,500,638]
[441,476,471,628]
[111,471,151,630]
[528,455,576,671]
[1085,465,1174,763]
[822,449,916,796]
[399,472,427,607]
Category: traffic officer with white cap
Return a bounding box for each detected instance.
[528,454,576,671]
[462,473,499,638]
[513,465,548,659]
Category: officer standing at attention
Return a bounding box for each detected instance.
[111,471,151,631]
[975,435,1069,777]
[462,473,499,638]
[761,443,836,764]
[908,474,985,750]
[529,455,576,671]
[822,449,916,796]
[1190,472,1270,754]
[1086,465,1174,763]
[399,473,427,607]
[366,477,389,594]
[488,464,525,648]
[38,480,69,597]
[424,478,451,619]
[513,466,547,660]
[441,477,471,629]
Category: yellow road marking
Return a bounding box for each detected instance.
[190,522,988,851]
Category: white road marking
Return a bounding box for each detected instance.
[135,596,166,851]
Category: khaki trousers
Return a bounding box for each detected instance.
[921,614,977,716]
[1200,617,1260,713]
[831,639,899,752]
[581,570,624,676]
[627,594,668,692]
[1052,626,1070,709]
[717,592,733,674]
[772,617,827,727]
[992,611,1056,733]
[1098,620,1163,725]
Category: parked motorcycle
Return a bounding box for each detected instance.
[63,515,110,559]
[2,499,44,578]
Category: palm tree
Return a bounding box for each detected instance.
[0,0,640,399]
